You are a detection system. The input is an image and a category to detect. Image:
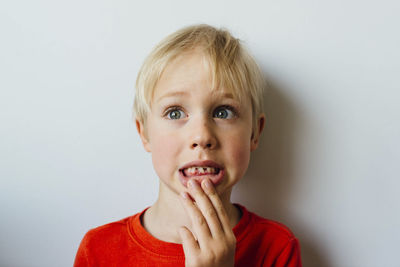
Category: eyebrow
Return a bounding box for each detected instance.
[219,92,235,99]
[156,90,235,102]
[156,91,190,102]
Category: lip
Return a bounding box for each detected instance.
[179,160,225,188]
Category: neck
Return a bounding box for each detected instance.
[141,181,241,243]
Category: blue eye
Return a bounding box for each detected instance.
[213,106,235,119]
[167,109,185,120]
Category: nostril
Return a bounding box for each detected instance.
[191,142,213,149]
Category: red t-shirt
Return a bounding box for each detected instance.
[74,204,302,266]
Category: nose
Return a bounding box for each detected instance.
[190,117,217,150]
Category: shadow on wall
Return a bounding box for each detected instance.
[232,79,331,267]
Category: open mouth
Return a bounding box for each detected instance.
[181,166,221,177]
[178,160,225,187]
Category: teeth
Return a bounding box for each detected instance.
[184,167,218,176]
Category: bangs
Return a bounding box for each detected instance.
[206,49,248,106]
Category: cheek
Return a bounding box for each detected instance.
[224,133,252,178]
[149,131,181,179]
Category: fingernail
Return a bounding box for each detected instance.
[181,192,189,199]
[188,179,199,189]
[202,178,212,190]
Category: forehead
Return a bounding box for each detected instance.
[156,51,210,90]
[152,50,244,103]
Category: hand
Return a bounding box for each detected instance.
[178,178,236,267]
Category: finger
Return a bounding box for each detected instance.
[188,178,224,238]
[178,226,199,255]
[200,178,232,235]
[180,189,212,245]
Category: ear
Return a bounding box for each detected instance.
[135,118,151,152]
[250,113,266,151]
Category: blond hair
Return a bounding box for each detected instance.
[134,24,265,131]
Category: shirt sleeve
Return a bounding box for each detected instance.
[73,233,91,267]
[272,238,302,267]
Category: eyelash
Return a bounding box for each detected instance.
[164,106,186,120]
[163,105,238,120]
[214,105,238,119]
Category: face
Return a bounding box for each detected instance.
[136,51,263,198]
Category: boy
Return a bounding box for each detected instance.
[74,24,302,266]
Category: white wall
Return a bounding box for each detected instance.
[1,0,399,266]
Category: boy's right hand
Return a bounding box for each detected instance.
[178,178,236,267]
